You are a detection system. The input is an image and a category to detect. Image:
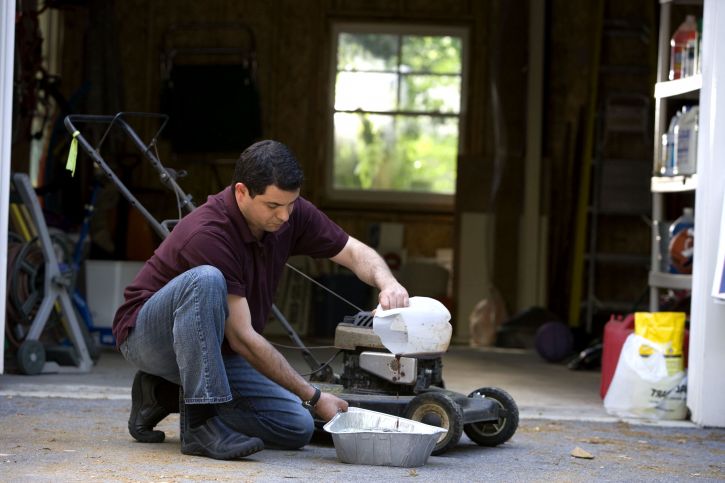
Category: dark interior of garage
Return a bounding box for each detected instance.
[6,0,703,370]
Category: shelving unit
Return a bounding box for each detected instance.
[649,0,703,311]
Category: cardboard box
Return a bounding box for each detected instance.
[84,260,144,329]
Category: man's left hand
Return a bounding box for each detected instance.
[378,282,409,310]
[314,392,349,421]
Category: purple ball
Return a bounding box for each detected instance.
[535,321,573,362]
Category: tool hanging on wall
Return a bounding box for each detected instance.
[160,22,262,154]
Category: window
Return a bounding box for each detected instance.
[329,23,467,205]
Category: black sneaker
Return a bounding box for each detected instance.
[181,416,264,460]
[128,371,180,443]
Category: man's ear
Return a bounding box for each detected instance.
[234,182,248,203]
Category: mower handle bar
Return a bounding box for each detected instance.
[63,113,196,239]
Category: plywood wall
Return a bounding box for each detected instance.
[45,0,657,328]
[97,1,499,255]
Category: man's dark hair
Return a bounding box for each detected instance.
[231,140,304,196]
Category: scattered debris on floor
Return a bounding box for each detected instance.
[571,446,595,459]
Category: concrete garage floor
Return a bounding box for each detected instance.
[1,343,724,482]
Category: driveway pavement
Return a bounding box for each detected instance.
[1,346,723,482]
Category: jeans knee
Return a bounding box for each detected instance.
[190,265,228,311]
[278,411,314,449]
[217,403,314,449]
[171,265,228,340]
[190,265,226,293]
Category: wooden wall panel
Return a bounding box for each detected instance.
[55,0,530,320]
[109,0,481,248]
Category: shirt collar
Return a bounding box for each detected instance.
[224,186,256,244]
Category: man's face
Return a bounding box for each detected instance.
[234,182,300,236]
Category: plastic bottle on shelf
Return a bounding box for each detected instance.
[669,15,698,80]
[673,105,699,176]
[668,207,694,274]
[660,108,684,176]
[683,22,700,77]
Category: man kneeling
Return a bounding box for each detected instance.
[113,140,409,459]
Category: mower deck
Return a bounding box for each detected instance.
[316,383,502,425]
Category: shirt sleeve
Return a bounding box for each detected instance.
[290,198,349,258]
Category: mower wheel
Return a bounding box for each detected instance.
[404,391,463,455]
[463,386,518,446]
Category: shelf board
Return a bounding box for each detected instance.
[649,271,692,290]
[651,174,697,192]
[654,75,702,99]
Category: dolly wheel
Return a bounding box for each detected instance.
[464,386,519,447]
[404,392,463,455]
[17,339,45,375]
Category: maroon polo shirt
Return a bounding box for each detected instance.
[112,186,349,347]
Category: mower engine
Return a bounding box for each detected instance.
[334,312,445,395]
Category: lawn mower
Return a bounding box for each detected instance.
[273,296,519,455]
[63,112,519,456]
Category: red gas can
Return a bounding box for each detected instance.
[600,314,635,399]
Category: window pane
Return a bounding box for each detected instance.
[333,112,393,190]
[333,112,457,194]
[401,74,461,113]
[338,33,398,71]
[332,26,464,201]
[401,35,462,73]
[395,115,457,194]
[335,72,398,111]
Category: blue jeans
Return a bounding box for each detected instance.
[120,265,314,449]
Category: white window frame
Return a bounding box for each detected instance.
[326,22,469,207]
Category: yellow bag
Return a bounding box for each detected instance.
[604,312,688,420]
[634,312,686,375]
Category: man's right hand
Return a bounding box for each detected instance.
[314,392,349,421]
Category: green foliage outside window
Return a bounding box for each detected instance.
[333,30,463,196]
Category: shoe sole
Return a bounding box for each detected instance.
[181,440,265,460]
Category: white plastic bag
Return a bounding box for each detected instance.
[603,334,687,420]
